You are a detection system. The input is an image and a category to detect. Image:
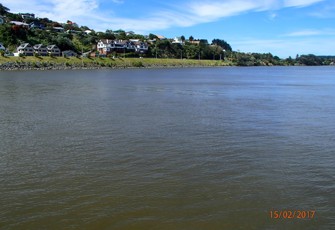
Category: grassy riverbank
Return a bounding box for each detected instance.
[0,56,233,70]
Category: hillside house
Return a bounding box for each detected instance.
[17,43,34,56]
[19,13,35,20]
[30,22,45,30]
[172,37,183,45]
[47,45,61,56]
[33,44,48,56]
[97,39,148,56]
[10,21,29,28]
[0,43,5,51]
[62,50,77,57]
[134,42,148,53]
[0,16,5,25]
[52,27,64,32]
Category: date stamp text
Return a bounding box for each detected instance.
[269,210,316,219]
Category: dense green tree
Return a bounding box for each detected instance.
[0,24,17,46]
[148,33,157,40]
[184,44,199,59]
[181,35,185,43]
[297,54,323,66]
[211,39,232,52]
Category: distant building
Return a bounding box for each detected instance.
[126,31,135,36]
[84,30,92,35]
[172,37,183,45]
[47,45,61,56]
[17,43,34,56]
[29,22,45,30]
[134,42,149,53]
[96,39,149,56]
[62,50,77,57]
[20,13,35,20]
[53,27,64,32]
[0,16,5,25]
[155,35,166,40]
[33,44,48,56]
[10,21,29,28]
[0,43,6,51]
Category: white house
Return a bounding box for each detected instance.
[33,44,48,56]
[134,42,149,53]
[19,13,35,20]
[0,43,6,51]
[97,39,149,56]
[97,39,114,56]
[47,45,61,56]
[17,43,34,56]
[10,21,29,28]
[172,37,183,45]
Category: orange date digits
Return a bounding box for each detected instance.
[270,210,315,219]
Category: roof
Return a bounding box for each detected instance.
[155,35,166,40]
[98,39,113,44]
[18,43,31,49]
[62,50,77,54]
[33,44,46,49]
[10,21,29,26]
[47,45,60,50]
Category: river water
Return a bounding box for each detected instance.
[0,67,334,229]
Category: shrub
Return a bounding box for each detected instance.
[132,61,144,67]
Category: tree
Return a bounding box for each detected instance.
[184,44,199,59]
[149,33,158,40]
[189,36,194,42]
[211,39,232,52]
[0,3,10,15]
[181,35,185,43]
[0,24,17,46]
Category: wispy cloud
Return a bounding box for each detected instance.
[309,2,335,18]
[111,0,124,4]
[0,0,328,33]
[187,1,260,20]
[284,0,325,8]
[284,28,335,37]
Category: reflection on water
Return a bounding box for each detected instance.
[0,67,334,229]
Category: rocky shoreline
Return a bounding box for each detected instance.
[0,60,228,71]
[0,61,109,71]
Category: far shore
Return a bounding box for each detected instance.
[0,56,236,71]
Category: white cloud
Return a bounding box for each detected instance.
[285,29,322,36]
[309,2,335,18]
[0,0,328,33]
[284,29,335,37]
[284,0,325,8]
[111,0,124,4]
[187,1,259,20]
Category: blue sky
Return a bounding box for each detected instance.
[3,0,335,57]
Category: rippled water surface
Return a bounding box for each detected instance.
[0,67,334,229]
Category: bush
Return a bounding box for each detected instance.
[132,61,144,67]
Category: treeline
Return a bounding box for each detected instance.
[226,52,335,66]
